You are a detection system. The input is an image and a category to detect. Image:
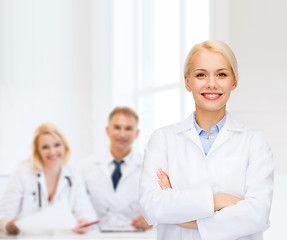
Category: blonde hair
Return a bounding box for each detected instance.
[108,106,139,124]
[184,40,238,84]
[31,123,70,172]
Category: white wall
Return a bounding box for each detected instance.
[90,0,113,157]
[211,0,287,176]
[0,0,95,173]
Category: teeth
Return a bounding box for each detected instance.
[204,93,220,97]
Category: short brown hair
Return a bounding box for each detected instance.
[31,123,70,172]
[108,106,139,124]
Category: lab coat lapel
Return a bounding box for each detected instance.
[97,160,111,183]
[208,112,244,156]
[208,126,231,156]
[120,154,138,183]
[176,112,204,152]
[91,153,117,209]
[36,172,48,201]
[185,127,204,151]
[94,150,113,187]
[54,166,72,200]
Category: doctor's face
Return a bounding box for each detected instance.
[106,113,139,154]
[37,133,65,168]
[185,49,237,113]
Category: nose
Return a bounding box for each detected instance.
[119,129,126,137]
[207,75,217,89]
[118,128,129,139]
[49,147,57,155]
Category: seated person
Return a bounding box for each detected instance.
[0,123,97,234]
[81,106,151,231]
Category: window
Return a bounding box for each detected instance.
[112,0,210,149]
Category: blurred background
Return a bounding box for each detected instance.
[0,0,286,238]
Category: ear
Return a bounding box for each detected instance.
[135,129,140,139]
[231,78,237,90]
[105,126,109,136]
[185,75,192,92]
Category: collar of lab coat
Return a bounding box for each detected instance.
[175,111,245,156]
[107,148,133,166]
[35,165,72,201]
[92,148,142,166]
[175,111,244,133]
[115,150,142,184]
[91,149,142,187]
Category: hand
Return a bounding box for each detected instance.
[6,218,20,235]
[73,219,89,234]
[132,215,152,230]
[213,193,243,211]
[177,220,198,229]
[156,168,172,190]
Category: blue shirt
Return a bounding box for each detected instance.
[194,114,227,156]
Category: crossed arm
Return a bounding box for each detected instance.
[156,168,242,229]
[140,130,273,240]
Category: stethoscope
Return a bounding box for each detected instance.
[33,173,72,208]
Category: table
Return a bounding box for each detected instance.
[0,228,157,240]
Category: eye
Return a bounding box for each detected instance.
[41,145,49,150]
[55,143,61,148]
[125,126,133,131]
[196,73,205,78]
[218,73,227,77]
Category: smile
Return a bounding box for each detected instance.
[201,93,222,100]
[117,139,128,144]
[47,155,61,161]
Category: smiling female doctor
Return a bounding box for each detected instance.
[0,123,97,235]
[139,40,274,240]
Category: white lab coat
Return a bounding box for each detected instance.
[0,161,97,232]
[81,149,143,228]
[140,112,274,240]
